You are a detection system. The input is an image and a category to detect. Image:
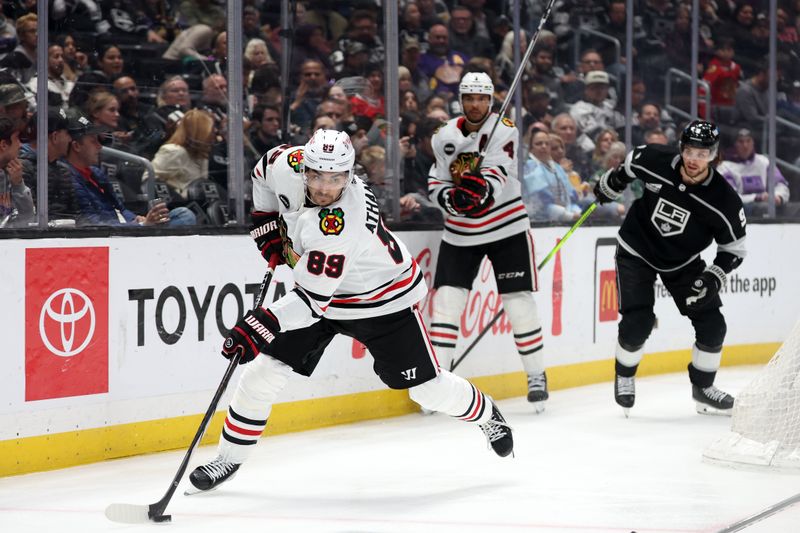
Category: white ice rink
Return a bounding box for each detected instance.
[1,366,798,533]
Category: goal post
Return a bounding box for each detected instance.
[703,319,800,472]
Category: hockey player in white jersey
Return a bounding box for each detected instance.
[427,72,548,412]
[189,130,514,493]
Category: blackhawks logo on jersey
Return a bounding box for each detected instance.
[319,207,345,236]
[278,216,301,268]
[449,152,479,184]
[286,149,304,173]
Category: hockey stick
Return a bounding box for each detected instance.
[473,0,557,170]
[105,265,275,524]
[450,203,597,371]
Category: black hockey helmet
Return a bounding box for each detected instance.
[679,120,720,159]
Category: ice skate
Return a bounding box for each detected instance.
[527,371,549,413]
[478,404,514,457]
[615,374,635,417]
[186,457,241,495]
[693,384,734,416]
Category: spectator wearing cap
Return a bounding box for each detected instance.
[400,35,431,103]
[19,107,80,222]
[333,10,385,73]
[26,43,74,110]
[562,49,613,105]
[448,5,494,60]
[0,116,32,227]
[62,113,195,227]
[0,83,30,126]
[718,129,792,218]
[419,23,468,95]
[569,70,624,143]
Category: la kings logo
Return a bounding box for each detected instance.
[651,198,690,237]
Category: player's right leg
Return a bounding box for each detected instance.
[430,241,483,372]
[614,248,657,416]
[189,354,293,492]
[189,321,335,493]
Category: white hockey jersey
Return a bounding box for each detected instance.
[428,113,531,246]
[251,145,427,331]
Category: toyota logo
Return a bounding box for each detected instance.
[39,288,96,357]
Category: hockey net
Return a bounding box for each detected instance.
[703,319,800,472]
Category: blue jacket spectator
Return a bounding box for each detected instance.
[63,113,195,227]
[521,129,582,223]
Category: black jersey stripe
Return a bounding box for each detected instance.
[297,285,333,303]
[444,214,529,236]
[293,287,323,318]
[328,271,424,309]
[333,264,414,298]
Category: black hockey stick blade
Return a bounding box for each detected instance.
[104,267,274,523]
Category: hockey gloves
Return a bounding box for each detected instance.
[443,170,494,217]
[250,211,284,265]
[594,167,626,204]
[221,307,281,364]
[685,265,726,311]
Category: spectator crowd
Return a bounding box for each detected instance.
[0,0,797,229]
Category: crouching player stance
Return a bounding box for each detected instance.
[189,130,513,493]
[593,120,746,416]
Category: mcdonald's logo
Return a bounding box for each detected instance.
[598,270,618,322]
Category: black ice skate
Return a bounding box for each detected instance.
[693,384,734,416]
[527,372,549,413]
[478,404,514,457]
[186,457,241,494]
[615,374,635,417]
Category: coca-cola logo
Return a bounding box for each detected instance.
[39,288,96,357]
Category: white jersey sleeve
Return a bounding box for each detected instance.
[251,144,306,214]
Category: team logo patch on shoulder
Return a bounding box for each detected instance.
[286,149,304,173]
[501,117,514,127]
[444,143,455,155]
[319,207,345,236]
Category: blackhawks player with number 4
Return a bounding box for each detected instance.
[593,120,747,416]
[188,130,514,494]
[427,72,548,412]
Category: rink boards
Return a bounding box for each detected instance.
[1,224,797,476]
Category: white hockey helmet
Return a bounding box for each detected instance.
[303,129,356,177]
[458,72,494,124]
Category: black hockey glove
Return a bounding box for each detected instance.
[593,167,626,205]
[250,211,284,266]
[459,169,491,200]
[221,307,280,364]
[685,265,726,311]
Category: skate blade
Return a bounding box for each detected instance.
[695,402,733,417]
[184,484,219,496]
[530,400,546,414]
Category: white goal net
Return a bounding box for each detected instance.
[704,319,800,472]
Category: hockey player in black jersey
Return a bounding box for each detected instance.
[594,120,746,416]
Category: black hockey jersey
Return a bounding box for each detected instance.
[616,144,746,273]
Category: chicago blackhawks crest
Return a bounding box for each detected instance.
[319,207,345,236]
[286,149,304,173]
[449,152,479,183]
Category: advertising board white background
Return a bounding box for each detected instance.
[1,224,797,441]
